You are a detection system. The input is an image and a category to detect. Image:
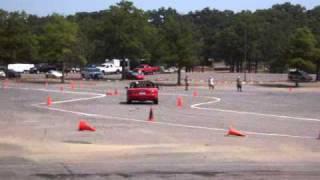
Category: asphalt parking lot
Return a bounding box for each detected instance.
[1,74,320,180]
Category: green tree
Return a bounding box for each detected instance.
[287,27,317,86]
[162,15,199,85]
[39,14,78,83]
[100,0,152,79]
[0,11,38,66]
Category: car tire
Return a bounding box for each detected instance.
[154,99,158,104]
[127,100,132,104]
[116,70,120,74]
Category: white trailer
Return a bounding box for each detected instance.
[8,63,34,73]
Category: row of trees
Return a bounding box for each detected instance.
[0,1,319,82]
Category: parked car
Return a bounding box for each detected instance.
[96,63,122,74]
[81,68,104,80]
[160,66,178,73]
[126,81,159,104]
[70,67,81,73]
[288,70,313,82]
[134,64,160,74]
[45,70,63,79]
[30,63,57,74]
[126,70,144,80]
[6,69,21,78]
[0,70,5,78]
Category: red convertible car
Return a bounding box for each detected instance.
[126,81,159,104]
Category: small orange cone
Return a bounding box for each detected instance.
[176,96,183,108]
[227,126,246,137]
[148,107,154,122]
[70,82,75,90]
[289,87,292,93]
[78,120,96,131]
[60,86,64,91]
[193,89,198,97]
[47,96,52,106]
[106,90,113,96]
[114,89,119,96]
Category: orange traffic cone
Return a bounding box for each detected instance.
[70,82,75,90]
[47,96,52,106]
[78,120,96,131]
[193,89,198,97]
[289,87,292,93]
[114,89,119,96]
[60,86,64,92]
[227,126,246,137]
[106,90,113,96]
[176,96,183,108]
[148,107,154,122]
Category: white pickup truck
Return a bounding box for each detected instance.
[96,59,123,74]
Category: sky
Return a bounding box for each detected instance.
[0,0,319,16]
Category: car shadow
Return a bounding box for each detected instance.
[119,101,156,105]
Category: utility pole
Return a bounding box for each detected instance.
[244,26,248,82]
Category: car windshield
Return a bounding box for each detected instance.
[128,71,138,75]
[129,81,155,88]
[85,68,100,72]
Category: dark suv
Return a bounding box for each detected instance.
[288,70,313,82]
[81,68,104,80]
[30,64,57,74]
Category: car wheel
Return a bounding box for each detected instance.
[116,70,120,74]
[154,99,158,104]
[127,99,132,104]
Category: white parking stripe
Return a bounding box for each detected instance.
[33,103,315,139]
[191,102,320,122]
[6,86,319,139]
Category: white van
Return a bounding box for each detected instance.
[8,64,34,73]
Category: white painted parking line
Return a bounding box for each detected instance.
[7,86,319,139]
[191,102,320,122]
[23,120,39,123]
[33,103,315,139]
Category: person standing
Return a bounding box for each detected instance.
[184,75,189,91]
[236,76,242,92]
[208,76,215,90]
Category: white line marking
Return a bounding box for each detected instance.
[23,120,39,123]
[7,86,319,139]
[191,101,320,122]
[32,104,315,139]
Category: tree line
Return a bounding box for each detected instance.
[0,0,319,81]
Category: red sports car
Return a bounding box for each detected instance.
[126,81,159,104]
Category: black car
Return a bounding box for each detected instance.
[288,70,313,82]
[30,64,57,74]
[6,69,21,78]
